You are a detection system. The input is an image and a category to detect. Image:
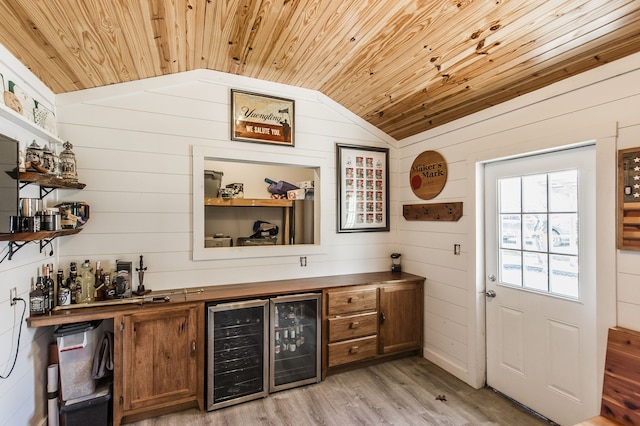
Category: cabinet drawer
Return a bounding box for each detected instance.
[327,335,377,367]
[327,288,377,315]
[328,312,377,342]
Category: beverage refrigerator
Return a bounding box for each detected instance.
[206,293,321,410]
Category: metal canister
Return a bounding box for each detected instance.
[57,288,71,306]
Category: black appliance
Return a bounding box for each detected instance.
[206,293,321,410]
[0,134,19,234]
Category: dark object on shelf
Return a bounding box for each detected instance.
[134,255,150,296]
[391,253,401,272]
[251,220,278,238]
[264,177,298,195]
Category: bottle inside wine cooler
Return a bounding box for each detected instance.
[274,331,281,354]
[282,328,289,352]
[289,327,297,352]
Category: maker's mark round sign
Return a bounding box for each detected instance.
[410,150,447,200]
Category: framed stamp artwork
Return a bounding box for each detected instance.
[231,89,295,146]
[336,143,390,232]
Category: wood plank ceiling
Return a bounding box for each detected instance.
[0,0,639,140]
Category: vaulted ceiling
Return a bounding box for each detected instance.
[0,0,639,140]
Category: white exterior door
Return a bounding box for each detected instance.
[484,146,597,425]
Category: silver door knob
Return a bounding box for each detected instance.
[486,290,496,298]
[488,274,496,282]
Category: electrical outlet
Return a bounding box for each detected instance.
[10,287,17,306]
[300,256,307,267]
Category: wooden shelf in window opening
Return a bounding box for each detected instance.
[618,148,640,250]
[205,197,293,207]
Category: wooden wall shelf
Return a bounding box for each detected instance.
[402,202,463,222]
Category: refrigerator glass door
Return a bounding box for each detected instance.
[207,299,268,410]
[270,293,321,392]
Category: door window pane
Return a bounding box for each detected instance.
[500,249,522,286]
[499,177,521,213]
[522,174,547,213]
[497,169,579,299]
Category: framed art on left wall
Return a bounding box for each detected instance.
[231,90,295,146]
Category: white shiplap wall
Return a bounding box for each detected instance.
[53,70,398,290]
[398,51,640,400]
[0,44,60,426]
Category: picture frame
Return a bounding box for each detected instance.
[231,89,295,146]
[336,143,390,233]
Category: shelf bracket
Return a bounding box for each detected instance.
[17,179,54,198]
[39,238,55,256]
[4,241,29,262]
[39,186,55,199]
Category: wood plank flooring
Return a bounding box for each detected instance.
[125,356,551,426]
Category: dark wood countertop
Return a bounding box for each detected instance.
[28,271,425,328]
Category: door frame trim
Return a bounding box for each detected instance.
[464,122,618,391]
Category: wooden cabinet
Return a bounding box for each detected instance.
[114,304,204,425]
[326,286,378,368]
[379,282,422,354]
[324,278,423,375]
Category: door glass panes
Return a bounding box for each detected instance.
[498,170,579,298]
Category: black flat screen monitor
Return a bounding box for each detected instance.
[0,134,19,233]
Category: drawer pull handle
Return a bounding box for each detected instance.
[350,321,360,329]
[348,296,359,303]
[349,345,359,354]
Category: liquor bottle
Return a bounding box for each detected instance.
[57,269,71,306]
[43,264,55,312]
[78,259,95,303]
[94,261,105,301]
[67,262,78,304]
[30,276,46,315]
[104,273,116,300]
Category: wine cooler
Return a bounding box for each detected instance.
[206,293,320,411]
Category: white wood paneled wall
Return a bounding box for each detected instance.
[0,43,59,426]
[54,69,398,291]
[398,51,640,390]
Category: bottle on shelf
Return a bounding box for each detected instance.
[67,262,78,304]
[94,261,105,301]
[57,268,70,306]
[104,273,116,300]
[43,264,55,312]
[77,259,95,303]
[29,275,46,315]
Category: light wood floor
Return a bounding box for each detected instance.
[126,356,551,426]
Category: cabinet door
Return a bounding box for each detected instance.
[379,282,423,354]
[122,304,199,412]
